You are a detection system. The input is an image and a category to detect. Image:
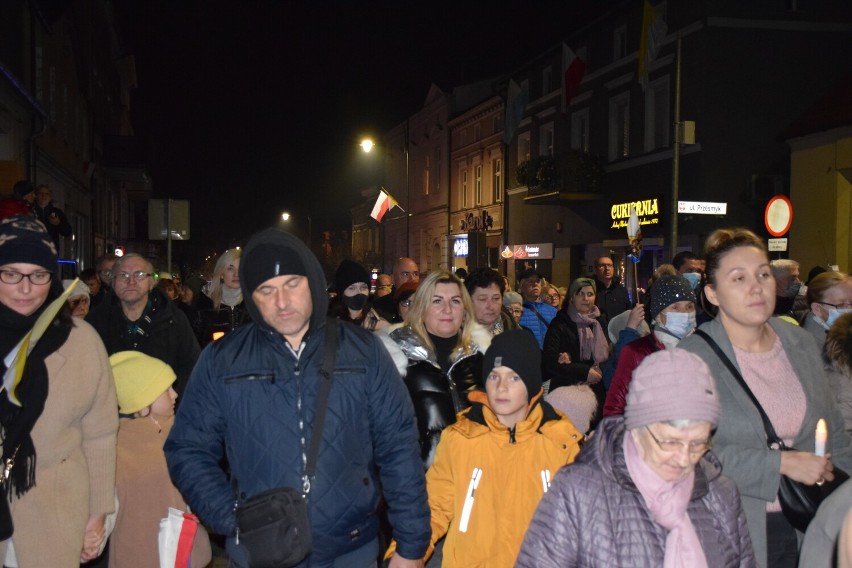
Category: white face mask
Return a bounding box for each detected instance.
[661,311,697,339]
[821,306,852,330]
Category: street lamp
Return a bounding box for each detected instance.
[360,131,410,256]
[281,211,312,249]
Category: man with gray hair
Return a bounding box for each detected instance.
[771,258,806,320]
[87,252,200,394]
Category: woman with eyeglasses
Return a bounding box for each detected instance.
[383,270,491,469]
[0,215,118,565]
[801,271,852,352]
[517,349,755,567]
[678,228,852,567]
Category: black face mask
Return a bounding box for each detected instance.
[342,293,368,311]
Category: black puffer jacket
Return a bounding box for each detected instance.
[195,299,250,347]
[87,286,201,395]
[387,325,490,468]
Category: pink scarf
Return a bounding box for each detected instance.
[566,304,608,364]
[623,432,708,568]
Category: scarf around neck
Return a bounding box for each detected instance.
[0,299,71,497]
[566,304,608,363]
[220,285,243,308]
[623,431,708,568]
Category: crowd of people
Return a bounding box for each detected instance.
[3,190,852,567]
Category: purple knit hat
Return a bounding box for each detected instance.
[624,348,720,429]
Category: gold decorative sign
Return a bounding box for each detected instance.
[610,198,660,230]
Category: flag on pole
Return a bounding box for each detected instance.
[638,0,667,91]
[562,43,586,111]
[2,278,80,405]
[627,206,643,264]
[502,79,529,145]
[370,189,399,223]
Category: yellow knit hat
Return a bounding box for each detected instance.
[110,351,176,414]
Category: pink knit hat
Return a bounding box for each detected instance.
[624,348,720,430]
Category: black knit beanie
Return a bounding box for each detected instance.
[481,330,542,399]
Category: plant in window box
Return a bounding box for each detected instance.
[516,156,557,193]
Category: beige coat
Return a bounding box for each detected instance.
[0,319,118,566]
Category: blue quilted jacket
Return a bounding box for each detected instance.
[516,417,756,567]
[164,229,430,566]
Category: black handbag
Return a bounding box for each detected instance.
[235,320,338,568]
[695,329,849,532]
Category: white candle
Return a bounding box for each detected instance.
[815,418,828,457]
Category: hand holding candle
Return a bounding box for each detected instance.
[815,418,828,457]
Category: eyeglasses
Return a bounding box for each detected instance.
[0,270,52,285]
[114,271,152,283]
[819,301,852,310]
[645,426,712,456]
[510,307,523,316]
[544,294,560,302]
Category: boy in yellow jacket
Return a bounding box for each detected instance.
[389,330,583,567]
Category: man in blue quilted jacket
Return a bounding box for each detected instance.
[165,227,430,568]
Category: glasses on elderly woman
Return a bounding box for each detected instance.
[0,270,53,285]
[645,426,712,455]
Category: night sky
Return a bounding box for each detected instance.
[119,0,615,260]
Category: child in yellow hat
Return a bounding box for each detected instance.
[110,351,211,568]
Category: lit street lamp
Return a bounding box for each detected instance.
[281,211,312,249]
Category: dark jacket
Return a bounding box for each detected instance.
[195,297,250,347]
[542,310,607,408]
[32,201,72,251]
[593,277,631,329]
[86,286,201,395]
[388,325,488,468]
[515,417,756,568]
[164,229,430,567]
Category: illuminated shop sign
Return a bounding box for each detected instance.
[453,238,468,257]
[500,243,554,260]
[610,198,661,229]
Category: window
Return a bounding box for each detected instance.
[435,147,441,192]
[475,165,483,205]
[492,158,503,202]
[571,109,590,152]
[613,25,627,60]
[644,76,670,152]
[608,92,630,161]
[539,123,554,156]
[518,132,531,164]
[542,66,553,95]
[461,169,468,208]
[424,154,430,195]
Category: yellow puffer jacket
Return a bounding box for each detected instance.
[424,390,583,567]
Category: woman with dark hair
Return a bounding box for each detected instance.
[385,270,490,468]
[465,267,518,336]
[0,215,118,565]
[542,277,610,413]
[328,259,372,325]
[679,227,852,567]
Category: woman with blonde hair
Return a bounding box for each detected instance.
[386,270,491,468]
[196,248,249,346]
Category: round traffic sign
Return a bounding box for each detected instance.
[765,195,793,237]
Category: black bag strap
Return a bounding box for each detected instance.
[523,302,550,327]
[694,329,784,447]
[304,318,338,485]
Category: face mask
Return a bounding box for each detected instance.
[682,272,701,290]
[342,293,368,312]
[780,281,802,299]
[823,307,852,329]
[797,284,808,297]
[661,311,696,339]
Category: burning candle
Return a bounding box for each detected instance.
[815,418,828,457]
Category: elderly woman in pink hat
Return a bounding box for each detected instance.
[516,348,755,567]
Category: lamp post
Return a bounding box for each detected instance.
[361,131,409,257]
[281,212,312,249]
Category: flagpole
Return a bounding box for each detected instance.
[669,31,682,261]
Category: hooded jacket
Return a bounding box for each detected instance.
[417,392,582,567]
[516,417,756,568]
[388,323,491,468]
[164,228,430,566]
